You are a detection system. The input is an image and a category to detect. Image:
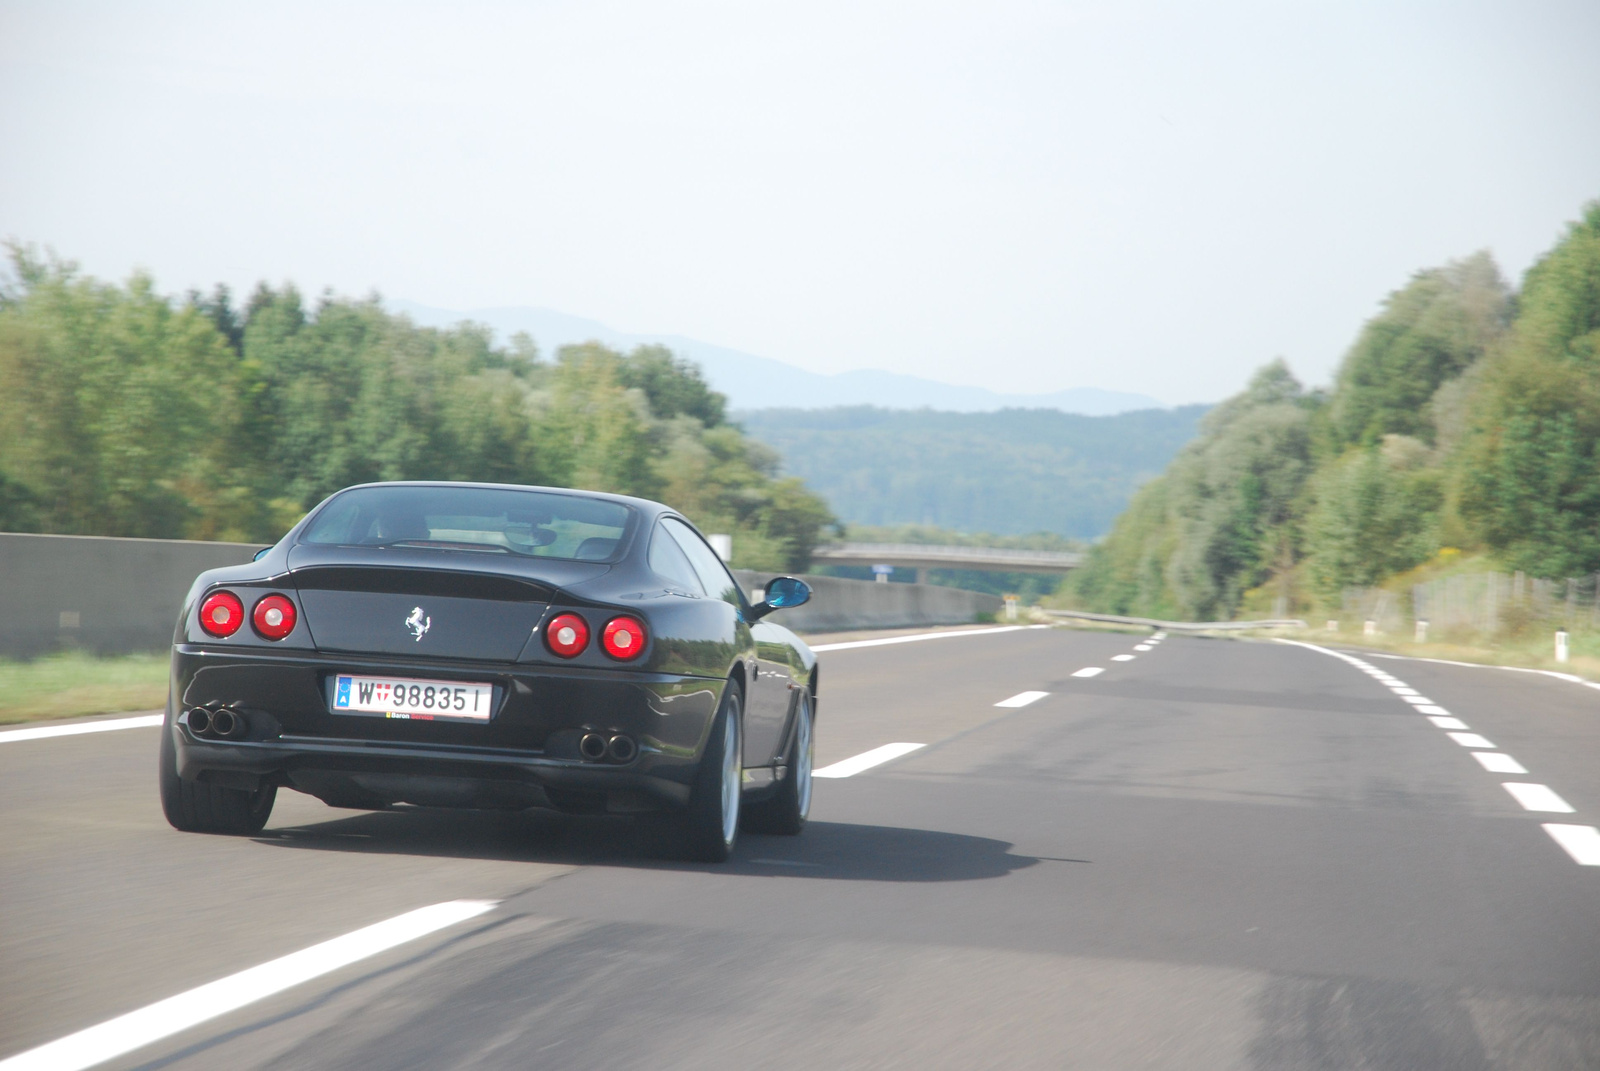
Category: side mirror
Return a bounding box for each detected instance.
[253,546,271,562]
[750,576,811,620]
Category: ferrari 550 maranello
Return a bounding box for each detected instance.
[159,481,817,861]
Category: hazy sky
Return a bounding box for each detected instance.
[2,1,1597,404]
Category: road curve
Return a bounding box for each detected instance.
[3,627,1598,1069]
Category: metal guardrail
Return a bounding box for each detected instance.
[1045,609,1307,631]
[811,543,1084,572]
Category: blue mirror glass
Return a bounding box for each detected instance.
[764,576,811,609]
[253,546,271,561]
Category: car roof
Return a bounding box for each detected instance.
[332,481,675,518]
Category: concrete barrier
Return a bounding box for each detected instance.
[0,533,267,658]
[735,571,1002,633]
[0,535,1001,657]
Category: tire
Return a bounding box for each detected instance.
[159,698,276,835]
[743,690,812,835]
[678,679,743,862]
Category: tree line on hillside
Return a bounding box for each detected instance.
[1068,199,1600,622]
[736,404,1209,539]
[0,249,835,572]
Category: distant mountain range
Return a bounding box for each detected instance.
[737,405,1211,539]
[392,300,1163,415]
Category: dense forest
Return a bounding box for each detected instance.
[736,404,1208,539]
[0,249,834,572]
[1068,199,1600,621]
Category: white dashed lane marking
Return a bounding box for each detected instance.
[1278,639,1598,866]
[1544,824,1600,865]
[813,742,926,779]
[995,691,1049,709]
[1447,732,1496,749]
[1473,752,1528,774]
[1502,782,1576,814]
[1134,644,1152,651]
[1071,667,1104,678]
[1111,654,1135,662]
[0,900,498,1071]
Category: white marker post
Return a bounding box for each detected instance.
[1556,629,1570,663]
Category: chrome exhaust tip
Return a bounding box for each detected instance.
[606,735,637,763]
[578,733,608,761]
[186,708,211,736]
[210,709,246,739]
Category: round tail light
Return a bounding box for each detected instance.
[252,594,297,640]
[602,616,647,660]
[199,591,245,637]
[545,613,590,658]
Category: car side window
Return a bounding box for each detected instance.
[663,518,742,608]
[649,522,705,595]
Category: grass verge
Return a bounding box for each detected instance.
[0,652,168,725]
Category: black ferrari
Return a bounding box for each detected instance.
[159,481,816,861]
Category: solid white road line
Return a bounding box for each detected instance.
[1472,752,1528,774]
[0,714,163,745]
[995,691,1049,709]
[1071,667,1104,678]
[1502,782,1576,813]
[1111,654,1135,662]
[1427,716,1469,730]
[0,900,498,1071]
[813,742,926,778]
[810,625,1046,653]
[1447,732,1496,749]
[1543,824,1600,865]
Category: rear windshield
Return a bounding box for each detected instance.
[301,485,633,561]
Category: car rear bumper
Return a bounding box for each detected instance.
[169,644,725,812]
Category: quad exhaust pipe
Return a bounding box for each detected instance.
[578,731,636,763]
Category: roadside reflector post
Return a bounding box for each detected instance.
[1556,629,1570,663]
[708,533,733,562]
[1326,620,1338,632]
[1415,619,1428,643]
[1003,594,1019,622]
[1364,619,1377,637]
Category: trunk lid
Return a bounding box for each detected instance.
[286,544,606,661]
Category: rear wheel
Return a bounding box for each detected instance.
[159,699,276,835]
[743,691,812,835]
[678,680,743,862]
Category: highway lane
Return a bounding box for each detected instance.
[2,627,1598,1069]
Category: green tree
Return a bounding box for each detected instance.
[1326,251,1509,448]
[1457,201,1600,576]
[1304,437,1442,596]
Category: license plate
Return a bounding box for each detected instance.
[331,674,494,723]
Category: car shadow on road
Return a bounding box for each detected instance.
[252,806,1041,882]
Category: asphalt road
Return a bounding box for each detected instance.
[3,625,1599,1069]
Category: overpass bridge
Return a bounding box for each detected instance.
[809,542,1083,583]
